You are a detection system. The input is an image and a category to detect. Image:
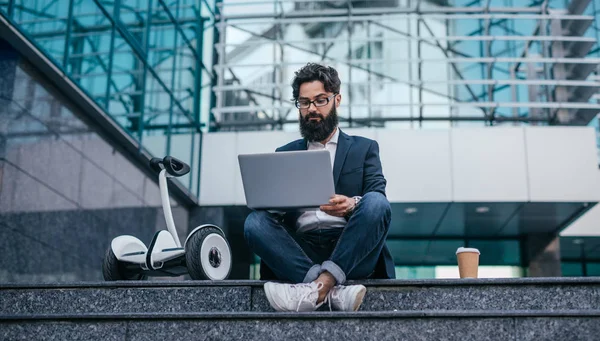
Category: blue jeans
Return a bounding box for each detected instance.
[244,192,391,284]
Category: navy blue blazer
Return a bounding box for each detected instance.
[260,129,395,280]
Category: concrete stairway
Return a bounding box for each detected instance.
[1,278,599,340]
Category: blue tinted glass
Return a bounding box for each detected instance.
[561,262,584,277]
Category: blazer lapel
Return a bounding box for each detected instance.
[294,139,308,151]
[332,130,352,187]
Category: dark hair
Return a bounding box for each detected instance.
[291,63,341,100]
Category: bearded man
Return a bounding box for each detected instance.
[243,63,394,312]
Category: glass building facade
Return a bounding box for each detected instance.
[1,0,600,281]
[211,0,600,133]
[0,0,216,197]
[2,0,600,183]
[0,46,190,282]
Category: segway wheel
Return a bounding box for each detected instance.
[102,248,146,281]
[186,226,232,280]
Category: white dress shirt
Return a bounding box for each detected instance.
[296,128,347,233]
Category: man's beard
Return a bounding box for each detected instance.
[299,105,339,142]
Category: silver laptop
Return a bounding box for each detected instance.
[238,150,335,210]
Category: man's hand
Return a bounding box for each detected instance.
[320,195,355,217]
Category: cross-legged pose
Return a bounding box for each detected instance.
[244,63,394,312]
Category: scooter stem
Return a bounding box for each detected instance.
[159,169,181,247]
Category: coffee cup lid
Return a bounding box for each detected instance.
[456,247,480,255]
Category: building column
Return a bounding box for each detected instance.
[526,234,562,277]
[0,38,20,181]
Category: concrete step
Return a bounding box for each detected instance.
[2,310,600,341]
[1,278,599,315]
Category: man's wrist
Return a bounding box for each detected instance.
[352,196,362,209]
[345,196,362,219]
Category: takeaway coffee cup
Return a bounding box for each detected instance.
[456,247,480,278]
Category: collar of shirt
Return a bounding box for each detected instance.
[307,126,339,149]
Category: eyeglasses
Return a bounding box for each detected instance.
[294,94,337,109]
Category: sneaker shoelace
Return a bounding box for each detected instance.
[326,286,342,311]
[290,282,323,312]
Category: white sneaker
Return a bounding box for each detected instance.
[328,284,367,311]
[264,282,325,312]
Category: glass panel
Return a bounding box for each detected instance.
[12,0,69,67]
[107,32,143,136]
[200,67,212,131]
[147,2,175,87]
[70,0,112,108]
[395,266,436,279]
[168,120,194,190]
[468,240,521,266]
[141,73,167,156]
[561,262,584,277]
[436,265,523,278]
[142,129,167,159]
[120,0,150,47]
[423,240,464,264]
[587,262,600,276]
[200,0,216,18]
[386,239,428,265]
[174,45,195,106]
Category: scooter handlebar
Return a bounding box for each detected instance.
[163,156,190,177]
[149,158,163,173]
[149,156,191,177]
